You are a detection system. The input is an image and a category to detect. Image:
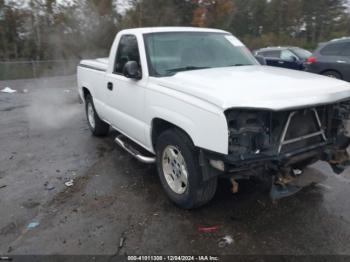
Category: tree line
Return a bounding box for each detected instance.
[0,0,349,61]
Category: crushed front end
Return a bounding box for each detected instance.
[202,100,350,199]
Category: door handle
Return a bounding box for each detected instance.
[107,82,113,91]
[337,60,347,64]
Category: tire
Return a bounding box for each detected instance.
[155,128,217,209]
[322,70,342,79]
[85,94,109,136]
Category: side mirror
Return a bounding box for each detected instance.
[255,55,267,65]
[123,61,142,80]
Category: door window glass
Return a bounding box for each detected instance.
[280,50,298,61]
[320,43,344,56]
[340,43,350,56]
[115,35,140,74]
[261,50,281,58]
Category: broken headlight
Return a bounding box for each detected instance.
[225,110,271,158]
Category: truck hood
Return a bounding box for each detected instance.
[156,65,350,111]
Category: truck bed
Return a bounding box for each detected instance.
[79,58,108,72]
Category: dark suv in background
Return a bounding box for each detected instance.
[305,38,350,81]
[254,46,312,70]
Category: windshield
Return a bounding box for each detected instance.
[143,32,257,77]
[291,48,312,59]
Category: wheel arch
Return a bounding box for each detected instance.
[320,69,343,79]
[147,104,228,155]
[82,87,91,100]
[151,118,195,151]
[79,84,95,103]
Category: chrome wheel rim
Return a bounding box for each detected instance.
[87,102,95,129]
[162,145,188,195]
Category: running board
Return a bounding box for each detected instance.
[115,135,156,164]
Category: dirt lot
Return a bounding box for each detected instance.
[1,76,350,258]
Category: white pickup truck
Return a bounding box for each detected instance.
[78,27,350,209]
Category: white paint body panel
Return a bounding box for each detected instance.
[77,27,350,155]
[80,58,108,71]
[157,65,350,111]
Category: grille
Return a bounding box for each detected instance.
[279,109,326,153]
[225,101,349,159]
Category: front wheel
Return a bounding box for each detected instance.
[155,129,217,209]
[85,94,109,136]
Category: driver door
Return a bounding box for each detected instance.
[280,49,301,70]
[104,34,147,145]
[260,50,282,68]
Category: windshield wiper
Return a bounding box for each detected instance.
[228,64,251,67]
[166,66,211,74]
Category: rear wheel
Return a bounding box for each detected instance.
[155,128,217,209]
[322,70,342,79]
[85,94,109,136]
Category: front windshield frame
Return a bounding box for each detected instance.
[143,32,258,77]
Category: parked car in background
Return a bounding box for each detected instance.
[254,47,312,70]
[305,38,350,81]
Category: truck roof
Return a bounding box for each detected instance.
[119,27,229,35]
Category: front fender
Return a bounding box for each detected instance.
[147,105,228,155]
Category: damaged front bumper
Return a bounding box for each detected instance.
[201,101,350,200]
[202,145,350,200]
[202,143,350,176]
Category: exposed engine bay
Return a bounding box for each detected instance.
[222,100,350,199]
